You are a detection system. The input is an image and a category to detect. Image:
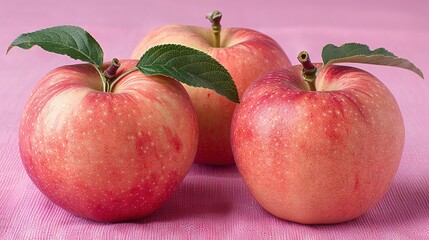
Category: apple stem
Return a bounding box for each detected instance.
[98,58,122,92]
[298,51,317,91]
[104,58,121,81]
[206,10,222,48]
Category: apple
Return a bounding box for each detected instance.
[10,25,238,222]
[231,54,406,224]
[19,60,198,222]
[131,11,291,165]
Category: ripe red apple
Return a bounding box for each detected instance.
[131,11,291,165]
[19,60,198,222]
[231,62,405,224]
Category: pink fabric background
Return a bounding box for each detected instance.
[1,0,428,239]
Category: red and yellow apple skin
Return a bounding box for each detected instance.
[231,64,404,224]
[19,60,198,222]
[131,25,291,165]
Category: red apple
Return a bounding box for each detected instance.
[231,63,405,224]
[19,60,198,222]
[131,12,291,165]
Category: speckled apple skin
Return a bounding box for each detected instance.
[231,64,405,224]
[19,60,198,222]
[131,25,291,165]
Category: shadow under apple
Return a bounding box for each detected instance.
[358,170,429,225]
[137,165,243,223]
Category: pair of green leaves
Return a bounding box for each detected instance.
[7,26,424,101]
[7,26,240,103]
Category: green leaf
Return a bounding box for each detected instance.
[137,44,239,103]
[321,43,424,79]
[7,25,103,66]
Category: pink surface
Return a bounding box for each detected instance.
[1,0,428,239]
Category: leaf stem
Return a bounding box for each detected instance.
[206,10,222,48]
[109,66,139,92]
[93,64,109,92]
[297,51,317,91]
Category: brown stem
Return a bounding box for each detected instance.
[297,51,317,91]
[104,58,121,81]
[206,10,222,48]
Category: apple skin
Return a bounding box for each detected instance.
[231,64,405,224]
[131,25,291,165]
[19,60,198,222]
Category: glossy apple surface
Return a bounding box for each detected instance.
[231,64,404,224]
[131,25,291,165]
[19,60,198,222]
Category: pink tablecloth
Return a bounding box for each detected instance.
[1,0,428,239]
